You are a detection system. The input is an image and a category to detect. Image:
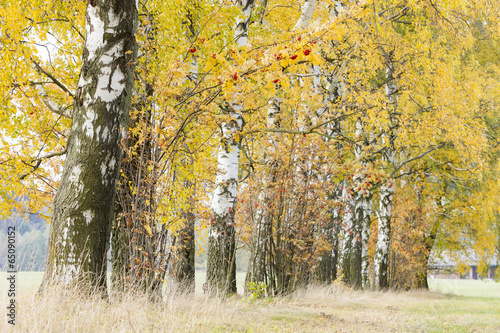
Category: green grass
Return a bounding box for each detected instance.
[404,296,500,332]
[428,277,500,298]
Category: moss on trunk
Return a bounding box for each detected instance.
[40,0,137,295]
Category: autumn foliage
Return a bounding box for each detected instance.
[1,0,499,295]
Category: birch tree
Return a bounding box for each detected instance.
[40,0,137,294]
[373,51,398,290]
[206,0,255,296]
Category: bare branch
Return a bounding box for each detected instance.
[19,147,67,180]
[31,58,75,98]
[242,110,360,137]
[390,143,446,178]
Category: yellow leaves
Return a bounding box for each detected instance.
[223,77,235,92]
[0,0,497,268]
[0,0,84,214]
[309,52,322,67]
[144,223,153,237]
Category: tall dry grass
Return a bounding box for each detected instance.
[2,282,499,332]
[7,284,241,332]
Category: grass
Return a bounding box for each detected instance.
[428,277,500,298]
[1,272,499,332]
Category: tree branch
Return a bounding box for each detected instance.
[390,143,446,178]
[19,147,67,180]
[31,58,74,98]
[35,84,73,118]
[242,110,360,137]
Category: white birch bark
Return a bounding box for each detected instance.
[207,0,255,296]
[373,52,398,290]
[338,179,354,282]
[373,183,394,288]
[211,113,245,218]
[349,118,369,289]
[293,0,317,30]
[361,187,372,289]
[41,0,137,294]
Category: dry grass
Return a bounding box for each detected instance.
[2,281,499,332]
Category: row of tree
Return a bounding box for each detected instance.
[0,0,499,298]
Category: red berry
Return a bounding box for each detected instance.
[290,54,298,60]
[232,73,238,80]
[273,79,279,84]
[303,49,311,56]
[189,47,197,53]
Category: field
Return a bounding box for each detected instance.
[1,272,499,332]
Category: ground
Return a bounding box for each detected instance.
[0,272,499,332]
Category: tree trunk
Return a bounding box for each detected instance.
[417,214,440,290]
[331,211,340,282]
[206,212,238,296]
[361,192,372,289]
[40,0,137,295]
[293,0,317,30]
[316,187,341,283]
[206,112,243,296]
[349,119,367,290]
[206,0,255,297]
[245,208,270,291]
[338,180,354,284]
[349,194,363,289]
[110,208,130,293]
[373,51,398,290]
[373,184,394,289]
[245,98,280,294]
[173,181,196,293]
